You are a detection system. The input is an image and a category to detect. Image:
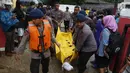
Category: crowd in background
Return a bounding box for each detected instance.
[0,0,130,73]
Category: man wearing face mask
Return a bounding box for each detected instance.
[0,0,19,56]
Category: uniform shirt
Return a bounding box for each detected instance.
[71,13,77,28]
[51,9,64,22]
[64,11,71,21]
[97,28,110,57]
[16,23,56,59]
[64,11,73,28]
[74,24,97,52]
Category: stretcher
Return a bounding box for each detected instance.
[55,27,77,63]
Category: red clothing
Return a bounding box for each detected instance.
[0,26,6,48]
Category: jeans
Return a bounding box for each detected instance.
[30,57,50,73]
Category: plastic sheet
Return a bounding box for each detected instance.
[55,27,77,63]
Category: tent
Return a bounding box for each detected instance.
[59,4,76,13]
[19,0,42,4]
[0,0,2,7]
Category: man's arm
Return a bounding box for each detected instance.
[51,28,56,43]
[15,30,29,54]
[50,25,60,48]
[119,64,128,73]
[103,46,109,59]
[73,27,79,43]
[47,16,57,43]
[102,29,110,58]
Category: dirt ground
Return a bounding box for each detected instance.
[0,48,98,73]
[0,27,99,73]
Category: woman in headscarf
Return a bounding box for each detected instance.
[96,15,117,73]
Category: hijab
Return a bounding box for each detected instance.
[103,15,118,32]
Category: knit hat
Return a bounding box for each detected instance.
[79,10,87,16]
[76,13,86,22]
[29,8,44,19]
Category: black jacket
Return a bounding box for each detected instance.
[13,8,27,28]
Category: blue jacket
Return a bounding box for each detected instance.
[0,9,19,32]
[94,19,104,48]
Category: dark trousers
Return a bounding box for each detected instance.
[50,46,55,57]
[78,52,95,73]
[30,57,50,73]
[54,23,58,36]
[5,30,15,53]
[64,21,69,32]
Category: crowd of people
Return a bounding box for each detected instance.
[0,0,130,73]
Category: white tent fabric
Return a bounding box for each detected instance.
[124,0,130,2]
[59,4,76,13]
[0,0,2,7]
[0,0,13,8]
[120,9,130,17]
[33,0,39,4]
[20,0,39,4]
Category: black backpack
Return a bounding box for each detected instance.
[106,28,122,57]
